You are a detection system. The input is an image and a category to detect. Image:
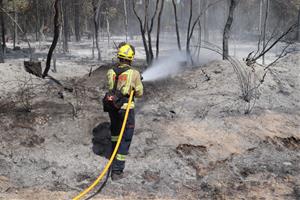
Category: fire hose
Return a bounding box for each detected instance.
[72,90,135,200]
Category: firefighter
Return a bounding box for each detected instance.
[106,42,143,181]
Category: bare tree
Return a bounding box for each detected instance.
[186,0,193,56]
[223,0,238,60]
[13,0,18,49]
[0,41,3,63]
[259,0,263,34]
[262,0,269,64]
[132,0,150,64]
[0,7,32,59]
[0,0,6,59]
[297,7,300,41]
[106,12,110,45]
[74,0,81,42]
[34,0,39,41]
[171,0,181,51]
[92,0,102,61]
[245,23,297,66]
[156,0,165,58]
[202,0,209,41]
[146,0,159,63]
[132,0,160,65]
[62,0,69,52]
[105,7,116,45]
[186,0,223,58]
[43,0,61,78]
[195,1,202,58]
[123,0,128,42]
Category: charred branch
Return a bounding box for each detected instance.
[43,0,61,78]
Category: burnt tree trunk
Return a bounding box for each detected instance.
[0,41,3,63]
[133,0,160,65]
[156,0,164,58]
[74,0,80,42]
[0,0,6,58]
[186,0,193,55]
[93,0,102,61]
[35,0,39,41]
[172,0,181,50]
[133,0,150,64]
[297,7,300,42]
[63,0,69,52]
[123,0,128,42]
[202,0,209,41]
[259,0,263,33]
[197,1,202,58]
[106,13,110,45]
[262,0,269,64]
[13,0,18,48]
[92,33,95,58]
[223,0,238,60]
[146,0,159,63]
[43,0,61,78]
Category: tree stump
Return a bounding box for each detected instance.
[24,61,42,78]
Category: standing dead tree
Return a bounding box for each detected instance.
[132,0,150,64]
[123,0,129,42]
[156,0,165,58]
[171,0,181,51]
[104,6,117,46]
[298,6,300,41]
[13,0,18,49]
[43,0,61,78]
[0,0,5,62]
[133,0,160,65]
[34,0,39,41]
[186,0,224,59]
[186,0,193,57]
[0,7,33,60]
[74,0,81,42]
[261,0,269,64]
[62,0,69,52]
[92,0,102,61]
[223,0,238,60]
[146,0,159,63]
[200,24,297,114]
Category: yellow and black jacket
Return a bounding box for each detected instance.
[106,64,143,109]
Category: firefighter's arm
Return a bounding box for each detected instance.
[106,69,114,90]
[134,71,143,98]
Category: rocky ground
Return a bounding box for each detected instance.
[0,40,299,200]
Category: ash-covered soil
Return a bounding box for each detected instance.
[0,53,299,200]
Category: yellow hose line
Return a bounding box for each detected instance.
[72,90,135,200]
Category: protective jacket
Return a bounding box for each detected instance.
[106,64,143,109]
[106,63,143,173]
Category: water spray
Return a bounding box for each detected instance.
[142,51,188,82]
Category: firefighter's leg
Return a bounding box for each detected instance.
[109,110,121,154]
[112,109,135,173]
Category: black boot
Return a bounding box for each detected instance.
[111,171,124,181]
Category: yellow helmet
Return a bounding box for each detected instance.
[117,43,135,61]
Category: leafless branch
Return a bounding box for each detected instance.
[149,0,159,32]
[188,0,224,41]
[248,23,297,65]
[132,0,145,33]
[0,7,32,59]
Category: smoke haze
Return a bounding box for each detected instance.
[142,52,188,82]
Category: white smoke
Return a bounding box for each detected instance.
[142,51,188,82]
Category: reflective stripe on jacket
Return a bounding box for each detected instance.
[106,64,143,109]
